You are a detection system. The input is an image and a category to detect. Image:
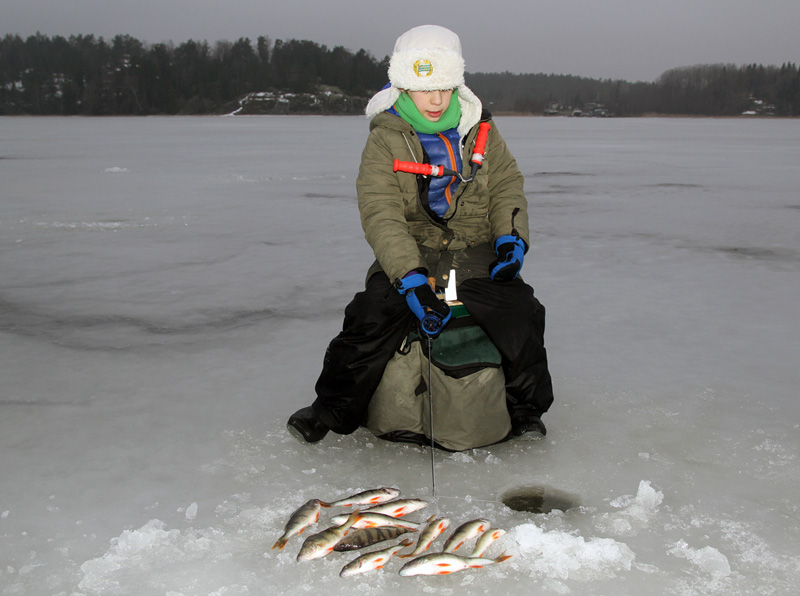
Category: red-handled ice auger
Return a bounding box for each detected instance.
[392,121,492,184]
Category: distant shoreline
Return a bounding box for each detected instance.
[2,113,797,119]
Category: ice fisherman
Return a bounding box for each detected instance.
[287,25,553,446]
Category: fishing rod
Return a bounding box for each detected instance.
[406,298,450,498]
[391,122,492,498]
[418,308,447,498]
[418,287,457,499]
[427,333,436,497]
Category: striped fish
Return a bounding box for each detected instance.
[333,526,414,551]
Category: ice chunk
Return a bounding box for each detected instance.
[670,540,731,578]
[185,502,198,521]
[512,523,635,581]
[597,480,664,535]
[77,519,225,593]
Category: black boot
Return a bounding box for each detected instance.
[287,406,329,444]
[511,413,546,440]
[378,430,429,447]
[377,430,455,452]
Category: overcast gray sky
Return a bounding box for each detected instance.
[3,0,799,82]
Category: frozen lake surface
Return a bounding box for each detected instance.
[1,115,799,595]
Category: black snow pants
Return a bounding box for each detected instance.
[312,272,553,434]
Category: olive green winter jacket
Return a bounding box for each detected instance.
[357,111,530,289]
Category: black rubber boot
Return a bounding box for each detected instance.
[511,413,547,440]
[287,406,329,444]
[378,430,429,447]
[377,430,455,452]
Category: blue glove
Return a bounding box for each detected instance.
[396,273,452,338]
[489,235,526,281]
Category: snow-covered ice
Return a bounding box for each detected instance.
[1,115,799,595]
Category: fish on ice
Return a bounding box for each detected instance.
[442,518,491,553]
[360,498,428,518]
[398,552,512,576]
[329,511,422,531]
[324,487,401,508]
[271,498,329,550]
[471,528,506,557]
[296,511,361,562]
[401,516,450,558]
[339,539,413,577]
[333,526,414,551]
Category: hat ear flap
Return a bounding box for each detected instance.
[366,86,401,119]
[457,84,483,137]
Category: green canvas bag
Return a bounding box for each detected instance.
[366,308,511,451]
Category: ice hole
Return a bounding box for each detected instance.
[501,485,580,514]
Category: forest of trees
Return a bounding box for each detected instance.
[467,63,800,116]
[0,33,387,115]
[1,32,799,117]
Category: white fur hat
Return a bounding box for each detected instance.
[388,25,465,91]
[365,24,482,136]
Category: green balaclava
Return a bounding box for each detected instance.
[394,90,461,134]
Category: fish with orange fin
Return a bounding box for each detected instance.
[441,518,491,553]
[324,487,400,508]
[471,529,507,557]
[339,539,414,577]
[401,516,450,558]
[329,511,422,531]
[296,511,362,562]
[398,552,512,576]
[271,498,329,550]
[360,498,428,518]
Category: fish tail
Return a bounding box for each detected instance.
[495,552,513,563]
[271,536,288,550]
[343,511,363,528]
[393,539,418,557]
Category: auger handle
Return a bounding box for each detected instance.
[470,121,491,166]
[393,160,458,178]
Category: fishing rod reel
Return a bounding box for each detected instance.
[420,311,448,338]
[393,121,491,184]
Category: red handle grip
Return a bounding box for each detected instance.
[471,122,491,165]
[393,160,440,176]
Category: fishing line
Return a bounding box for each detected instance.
[427,333,436,497]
